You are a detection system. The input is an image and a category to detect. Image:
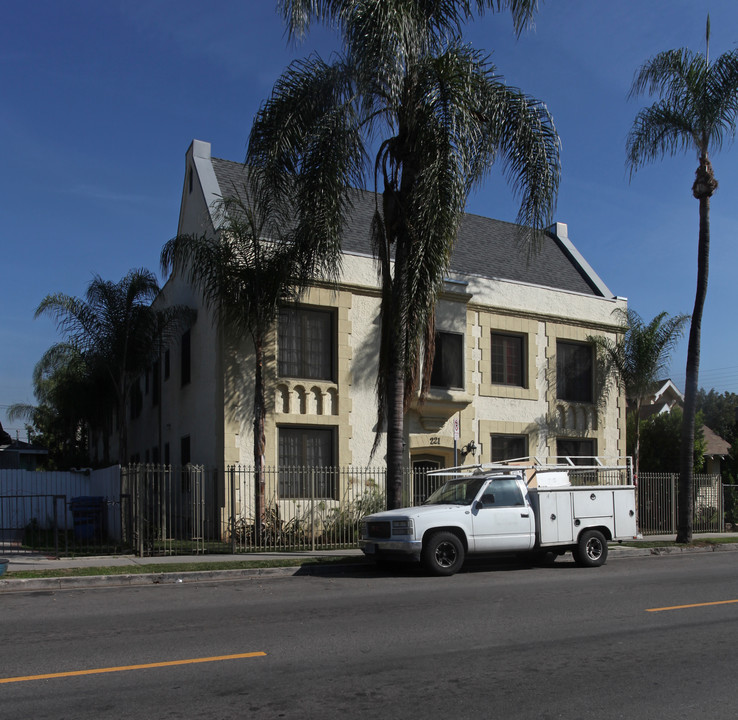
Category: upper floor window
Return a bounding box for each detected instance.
[431,332,464,390]
[152,358,160,406]
[130,378,143,420]
[278,307,334,381]
[181,330,191,387]
[556,341,593,403]
[491,332,524,387]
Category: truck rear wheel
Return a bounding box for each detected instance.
[422,532,464,576]
[573,529,608,567]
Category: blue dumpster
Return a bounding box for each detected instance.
[70,497,107,541]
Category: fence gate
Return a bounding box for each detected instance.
[122,464,208,557]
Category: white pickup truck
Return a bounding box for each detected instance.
[359,459,638,576]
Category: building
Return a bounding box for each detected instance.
[634,379,730,475]
[124,140,627,510]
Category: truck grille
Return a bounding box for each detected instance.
[366,521,391,538]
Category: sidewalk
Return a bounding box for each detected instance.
[2,534,738,590]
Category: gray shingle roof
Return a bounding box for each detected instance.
[211,156,605,297]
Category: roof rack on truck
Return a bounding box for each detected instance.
[427,456,634,487]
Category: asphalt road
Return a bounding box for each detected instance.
[3,552,738,719]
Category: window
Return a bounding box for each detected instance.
[490,435,528,463]
[180,435,191,492]
[278,427,335,498]
[130,378,143,420]
[430,332,464,389]
[278,307,334,380]
[557,341,593,403]
[556,439,596,464]
[180,435,191,465]
[152,359,160,406]
[480,478,525,507]
[491,333,524,387]
[164,349,171,380]
[181,330,191,387]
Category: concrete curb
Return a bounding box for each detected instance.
[3,543,738,591]
[608,542,738,558]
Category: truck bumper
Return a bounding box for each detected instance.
[359,539,422,559]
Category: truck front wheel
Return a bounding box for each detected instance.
[422,532,465,576]
[573,529,608,567]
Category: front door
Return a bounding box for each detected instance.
[411,456,445,505]
[470,478,534,551]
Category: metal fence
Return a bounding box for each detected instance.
[0,465,731,557]
[638,473,724,535]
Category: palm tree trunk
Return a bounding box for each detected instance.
[677,161,715,542]
[253,334,266,533]
[386,254,407,510]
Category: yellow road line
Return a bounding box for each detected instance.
[647,599,738,613]
[0,651,267,685]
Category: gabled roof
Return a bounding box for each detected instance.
[197,146,614,299]
[703,425,731,458]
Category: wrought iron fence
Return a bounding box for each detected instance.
[0,465,731,557]
[638,473,724,535]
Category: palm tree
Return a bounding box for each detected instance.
[627,18,738,542]
[590,309,688,480]
[35,269,190,464]
[8,343,113,468]
[248,0,560,508]
[161,191,305,529]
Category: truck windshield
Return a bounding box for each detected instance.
[424,477,486,505]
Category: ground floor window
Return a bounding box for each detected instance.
[556,438,596,464]
[490,434,528,463]
[278,427,336,498]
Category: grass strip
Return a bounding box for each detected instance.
[4,555,369,580]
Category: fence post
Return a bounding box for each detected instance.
[136,466,144,558]
[230,466,236,554]
[310,466,316,552]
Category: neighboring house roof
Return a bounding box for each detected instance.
[0,437,48,470]
[629,379,684,419]
[633,379,731,460]
[703,425,731,458]
[206,151,613,299]
[651,379,684,406]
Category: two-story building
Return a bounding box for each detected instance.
[123,140,627,514]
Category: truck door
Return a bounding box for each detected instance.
[471,478,535,551]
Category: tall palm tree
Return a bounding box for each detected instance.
[161,191,305,529]
[627,18,738,542]
[36,269,190,464]
[590,309,688,480]
[248,0,560,508]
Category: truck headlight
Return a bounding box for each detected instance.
[392,519,414,536]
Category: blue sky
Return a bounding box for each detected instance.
[2,0,738,438]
